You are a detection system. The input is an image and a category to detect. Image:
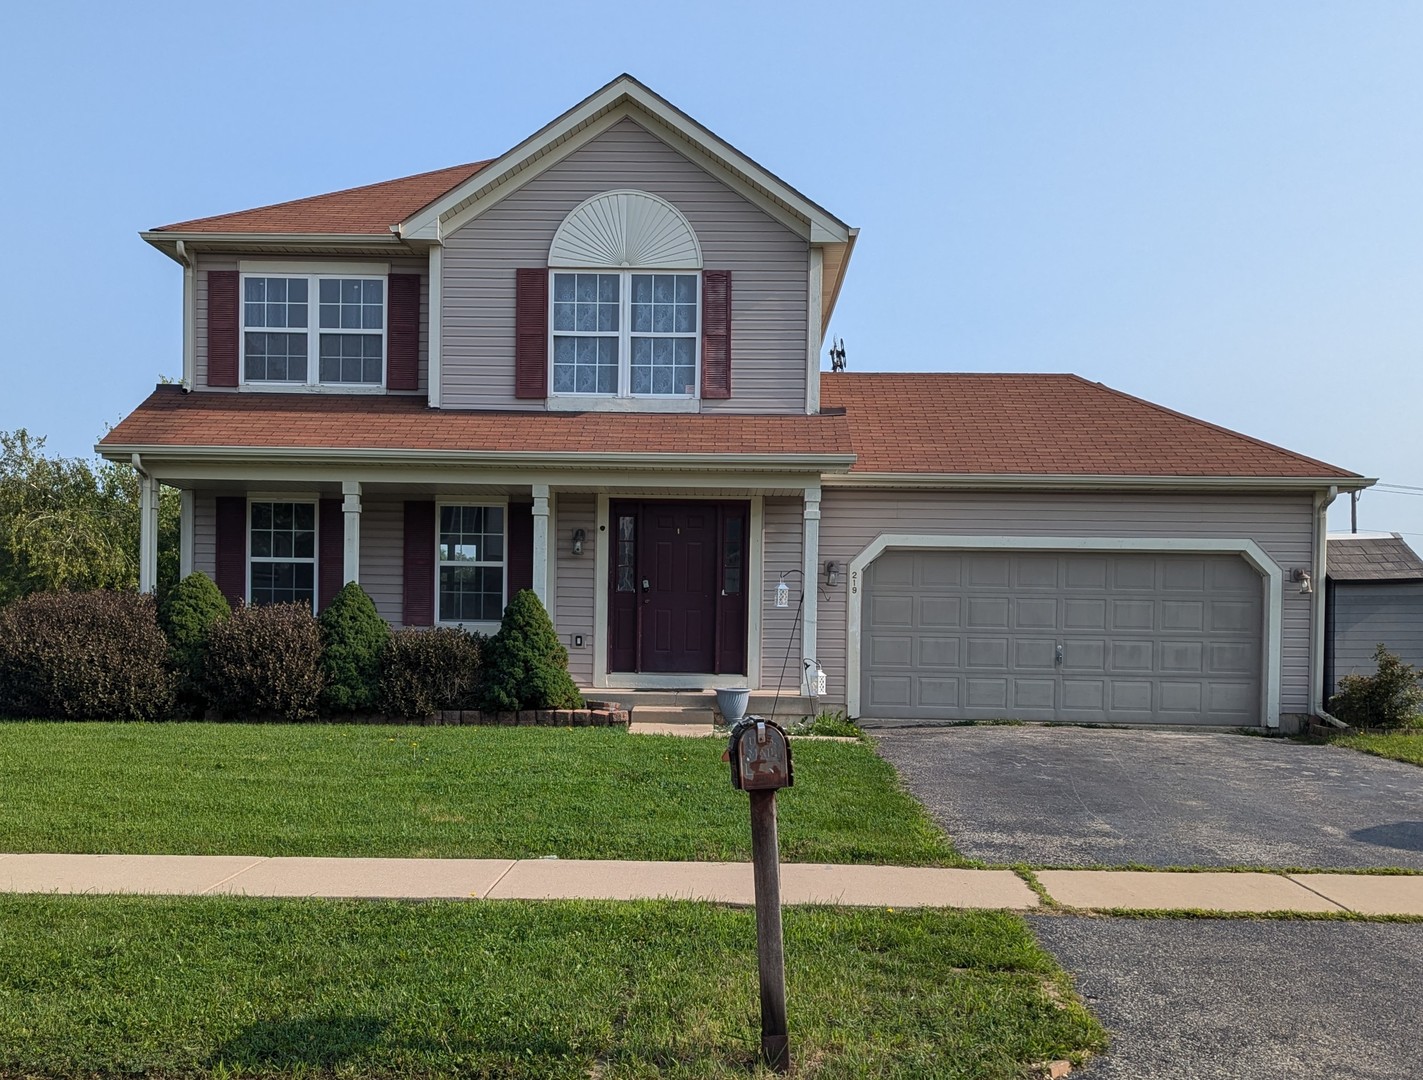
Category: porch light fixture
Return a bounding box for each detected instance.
[571,529,586,556]
[1292,568,1313,595]
[825,561,839,587]
[775,580,790,608]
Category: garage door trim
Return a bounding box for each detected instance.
[846,535,1283,727]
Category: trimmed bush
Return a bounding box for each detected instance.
[158,571,231,713]
[481,589,583,711]
[1329,644,1423,730]
[0,590,174,720]
[319,583,389,714]
[378,627,483,718]
[204,602,324,721]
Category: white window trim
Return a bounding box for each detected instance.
[435,499,510,633]
[546,269,701,403]
[239,272,388,392]
[246,497,319,613]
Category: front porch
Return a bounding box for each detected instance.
[141,470,832,698]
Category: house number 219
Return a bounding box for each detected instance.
[850,569,859,595]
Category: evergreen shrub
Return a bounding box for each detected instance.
[319,582,389,714]
[158,571,230,713]
[480,589,583,711]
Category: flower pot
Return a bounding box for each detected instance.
[715,687,752,726]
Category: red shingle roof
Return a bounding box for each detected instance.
[151,161,491,235]
[819,372,1357,478]
[100,375,1358,481]
[99,387,853,459]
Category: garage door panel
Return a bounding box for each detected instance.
[918,636,960,668]
[869,635,913,666]
[1015,638,1057,670]
[861,550,1263,725]
[965,678,1009,709]
[1014,597,1057,629]
[966,637,1009,668]
[966,597,1010,628]
[920,596,961,627]
[1062,639,1106,671]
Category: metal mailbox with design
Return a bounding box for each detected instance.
[726,716,794,791]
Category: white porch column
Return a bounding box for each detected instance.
[178,489,194,579]
[531,483,550,606]
[801,485,821,696]
[138,473,159,594]
[342,481,362,584]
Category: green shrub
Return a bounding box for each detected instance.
[319,583,389,714]
[203,602,324,721]
[0,590,174,720]
[481,589,583,711]
[378,627,483,718]
[158,571,231,713]
[791,710,866,739]
[1329,644,1423,730]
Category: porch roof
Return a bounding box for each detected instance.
[98,387,855,470]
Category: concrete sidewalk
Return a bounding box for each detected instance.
[1,854,1420,914]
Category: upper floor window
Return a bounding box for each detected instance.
[551,270,699,397]
[242,274,385,388]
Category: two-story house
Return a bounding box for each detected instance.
[101,75,1370,731]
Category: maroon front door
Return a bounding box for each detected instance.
[609,501,747,675]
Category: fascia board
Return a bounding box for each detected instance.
[821,472,1375,492]
[822,228,858,333]
[95,443,856,473]
[140,231,416,263]
[399,75,850,244]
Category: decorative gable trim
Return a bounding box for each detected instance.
[398,76,850,247]
[549,189,702,269]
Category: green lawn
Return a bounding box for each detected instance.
[0,723,962,865]
[0,895,1104,1079]
[1332,730,1423,768]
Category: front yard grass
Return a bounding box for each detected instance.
[0,722,961,865]
[0,895,1104,1079]
[1331,730,1423,768]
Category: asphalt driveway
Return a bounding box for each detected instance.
[1032,916,1423,1079]
[871,725,1423,868]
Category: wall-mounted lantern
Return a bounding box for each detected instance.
[571,528,586,556]
[824,561,839,587]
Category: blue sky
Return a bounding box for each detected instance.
[2,1,1419,538]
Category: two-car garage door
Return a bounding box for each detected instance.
[860,550,1263,725]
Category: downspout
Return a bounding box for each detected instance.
[1311,485,1349,730]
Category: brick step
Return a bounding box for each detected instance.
[628,705,717,726]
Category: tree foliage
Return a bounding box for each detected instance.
[0,429,179,603]
[481,589,583,711]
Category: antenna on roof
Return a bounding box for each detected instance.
[828,338,847,372]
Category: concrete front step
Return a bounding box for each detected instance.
[588,688,817,720]
[628,705,716,726]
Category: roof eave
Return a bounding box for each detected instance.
[823,472,1375,492]
[96,442,856,474]
[140,230,423,263]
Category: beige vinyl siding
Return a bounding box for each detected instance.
[816,490,1317,713]
[359,500,406,627]
[760,497,804,690]
[1330,581,1423,690]
[193,254,428,394]
[192,493,217,578]
[441,117,809,413]
[554,494,598,685]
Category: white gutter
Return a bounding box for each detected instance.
[822,471,1376,493]
[175,241,196,390]
[1312,485,1350,730]
[97,443,857,473]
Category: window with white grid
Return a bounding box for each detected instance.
[242,274,385,387]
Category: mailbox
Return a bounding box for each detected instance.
[726,716,794,791]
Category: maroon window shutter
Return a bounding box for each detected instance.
[514,268,548,399]
[507,503,534,597]
[207,270,240,388]
[700,270,732,400]
[403,501,436,626]
[214,496,247,606]
[317,499,344,612]
[386,273,421,391]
